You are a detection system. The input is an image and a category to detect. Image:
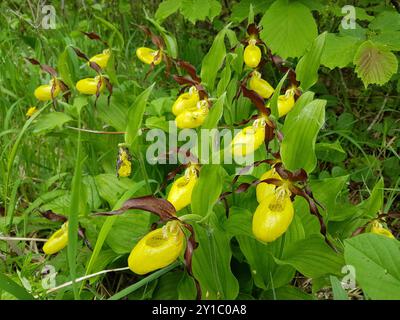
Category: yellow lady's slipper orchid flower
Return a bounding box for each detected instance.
[128,221,185,275]
[252,188,294,243]
[266,87,296,117]
[43,222,68,255]
[26,106,38,117]
[76,76,105,95]
[167,165,199,212]
[256,168,282,203]
[88,49,111,69]
[117,146,132,178]
[244,39,261,68]
[172,86,200,116]
[249,71,274,99]
[34,79,61,101]
[175,100,209,129]
[136,47,163,65]
[370,221,395,239]
[231,118,266,157]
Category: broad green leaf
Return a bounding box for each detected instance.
[200,27,227,90]
[105,212,151,254]
[125,83,154,147]
[155,0,181,22]
[369,11,400,32]
[354,40,398,87]
[315,140,347,163]
[223,207,253,238]
[202,93,226,129]
[330,276,348,300]
[152,272,184,299]
[178,272,197,299]
[32,112,73,135]
[192,215,239,299]
[97,97,129,132]
[230,0,273,23]
[260,0,318,58]
[180,0,222,24]
[94,174,138,207]
[344,234,400,300]
[0,273,34,300]
[261,285,314,300]
[281,99,326,173]
[284,91,314,122]
[269,71,288,118]
[58,47,74,89]
[236,214,305,290]
[276,235,345,278]
[296,32,327,91]
[191,165,225,217]
[370,31,400,51]
[355,178,384,219]
[321,34,361,69]
[308,175,349,220]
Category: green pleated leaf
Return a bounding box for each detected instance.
[192,214,239,299]
[276,235,345,278]
[125,83,154,147]
[200,27,228,91]
[281,99,326,173]
[32,112,73,135]
[202,93,226,129]
[344,234,400,300]
[296,32,327,91]
[191,165,225,217]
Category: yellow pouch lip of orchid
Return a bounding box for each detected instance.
[244,39,261,68]
[167,165,199,212]
[256,168,282,203]
[370,221,395,239]
[42,222,69,255]
[231,118,266,156]
[249,71,274,99]
[34,79,61,101]
[76,76,105,95]
[88,49,111,69]
[172,87,200,116]
[136,47,162,65]
[252,192,294,243]
[128,222,185,275]
[175,101,209,129]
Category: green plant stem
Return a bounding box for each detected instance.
[108,261,181,300]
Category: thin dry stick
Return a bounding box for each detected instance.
[47,267,130,294]
[65,126,126,135]
[0,236,47,242]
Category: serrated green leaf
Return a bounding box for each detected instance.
[354,40,398,87]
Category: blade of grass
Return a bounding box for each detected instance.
[0,272,34,300]
[108,261,180,300]
[68,113,83,300]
